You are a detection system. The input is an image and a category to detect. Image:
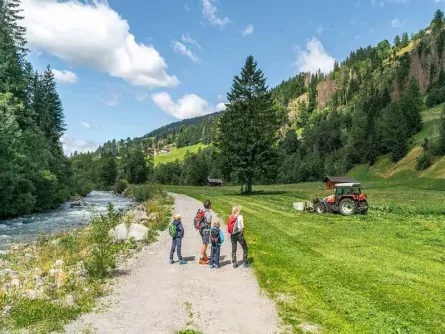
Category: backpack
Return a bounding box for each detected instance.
[193,209,205,230]
[227,215,238,234]
[169,224,177,238]
[210,228,220,245]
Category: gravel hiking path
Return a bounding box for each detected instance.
[65,193,279,334]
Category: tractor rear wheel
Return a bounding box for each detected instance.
[339,198,356,216]
[315,202,327,214]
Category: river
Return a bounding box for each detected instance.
[0,191,134,250]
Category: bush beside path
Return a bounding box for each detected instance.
[65,193,279,334]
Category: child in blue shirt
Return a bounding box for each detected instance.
[209,221,224,268]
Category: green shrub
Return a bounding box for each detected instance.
[131,183,161,202]
[416,151,433,171]
[114,179,129,194]
[85,204,120,279]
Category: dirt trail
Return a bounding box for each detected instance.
[65,193,279,334]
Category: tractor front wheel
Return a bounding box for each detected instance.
[339,198,356,216]
[315,202,327,214]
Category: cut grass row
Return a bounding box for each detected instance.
[166,183,445,333]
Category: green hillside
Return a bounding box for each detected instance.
[154,143,209,166]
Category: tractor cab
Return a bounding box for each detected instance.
[316,183,368,216]
[334,183,363,200]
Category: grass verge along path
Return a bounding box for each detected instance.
[166,184,445,333]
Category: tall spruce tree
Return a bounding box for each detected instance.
[39,66,66,143]
[380,102,409,162]
[399,77,423,135]
[216,56,279,193]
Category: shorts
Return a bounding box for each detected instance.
[200,228,210,245]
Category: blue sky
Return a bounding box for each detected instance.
[21,0,445,154]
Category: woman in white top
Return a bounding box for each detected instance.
[230,205,249,268]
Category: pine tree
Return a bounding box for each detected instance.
[97,152,118,189]
[0,0,27,53]
[399,77,423,135]
[394,35,401,49]
[432,9,444,32]
[216,56,279,193]
[401,32,410,48]
[38,66,66,143]
[380,102,409,162]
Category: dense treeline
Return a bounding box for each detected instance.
[0,0,74,218]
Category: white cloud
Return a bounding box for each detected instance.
[295,37,336,74]
[61,134,100,156]
[152,93,220,119]
[82,122,90,129]
[242,24,254,36]
[308,18,313,25]
[106,93,120,107]
[136,92,149,102]
[52,69,78,84]
[172,33,202,63]
[216,102,227,111]
[317,25,325,35]
[172,40,200,63]
[202,0,231,28]
[350,19,357,26]
[392,18,406,28]
[184,3,191,11]
[182,33,202,51]
[217,94,225,101]
[21,0,178,89]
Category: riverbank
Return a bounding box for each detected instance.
[0,191,134,251]
[0,191,173,333]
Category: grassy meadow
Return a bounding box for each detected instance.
[154,143,209,166]
[166,180,445,333]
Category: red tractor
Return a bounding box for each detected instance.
[314,183,368,216]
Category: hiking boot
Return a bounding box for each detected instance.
[243,261,250,268]
[232,262,238,269]
[209,264,214,269]
[199,258,209,265]
[214,265,219,269]
[179,259,187,265]
[169,259,174,264]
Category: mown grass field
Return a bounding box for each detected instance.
[166,181,445,333]
[154,143,208,166]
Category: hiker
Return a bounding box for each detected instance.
[209,221,224,268]
[199,199,212,265]
[169,214,186,265]
[227,205,249,268]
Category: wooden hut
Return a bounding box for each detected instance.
[207,177,223,186]
[323,176,357,190]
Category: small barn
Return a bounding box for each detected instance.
[323,176,357,190]
[207,177,223,186]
